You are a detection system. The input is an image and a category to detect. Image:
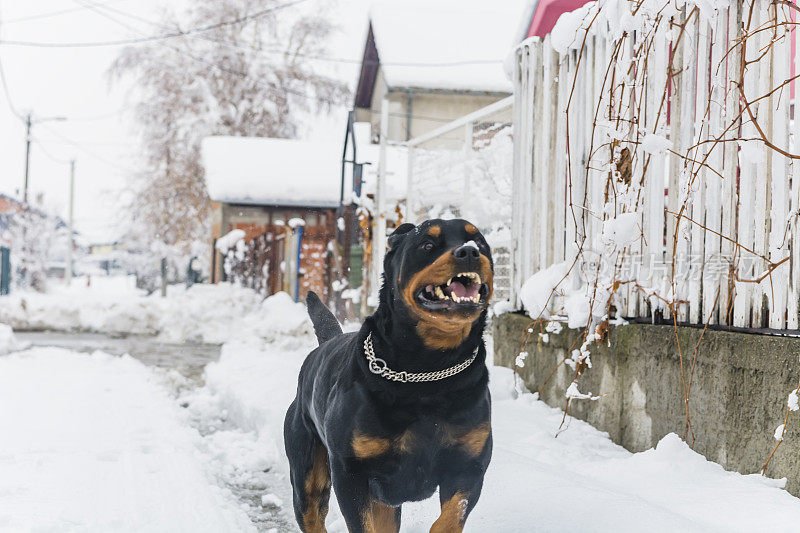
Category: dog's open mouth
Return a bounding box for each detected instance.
[415,272,490,311]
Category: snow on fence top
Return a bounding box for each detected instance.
[201,136,343,208]
[368,0,529,92]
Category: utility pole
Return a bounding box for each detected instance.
[21,113,67,204]
[66,159,75,285]
[22,113,32,204]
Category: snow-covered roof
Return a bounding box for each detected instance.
[368,0,529,93]
[201,137,343,208]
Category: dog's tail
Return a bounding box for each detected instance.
[306,291,343,345]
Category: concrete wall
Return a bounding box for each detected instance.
[493,313,800,495]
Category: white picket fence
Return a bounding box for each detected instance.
[510,0,800,330]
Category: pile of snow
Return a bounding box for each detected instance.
[0,323,26,355]
[519,261,571,319]
[0,276,313,344]
[0,348,254,532]
[159,287,312,344]
[187,336,800,532]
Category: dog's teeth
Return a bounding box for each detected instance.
[435,286,446,300]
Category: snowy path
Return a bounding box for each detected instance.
[198,338,800,533]
[0,348,256,532]
[3,323,800,531]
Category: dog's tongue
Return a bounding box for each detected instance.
[447,279,479,299]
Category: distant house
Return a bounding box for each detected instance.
[0,194,24,241]
[351,0,530,146]
[201,136,341,302]
[338,0,530,316]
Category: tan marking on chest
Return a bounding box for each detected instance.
[352,429,416,459]
[352,432,392,459]
[441,422,491,458]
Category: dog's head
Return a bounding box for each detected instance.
[380,219,493,350]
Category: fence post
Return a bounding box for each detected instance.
[0,246,9,295]
[160,257,167,298]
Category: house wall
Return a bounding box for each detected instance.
[365,69,508,145]
[493,313,800,496]
[211,203,336,300]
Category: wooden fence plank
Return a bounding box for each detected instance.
[554,53,569,266]
[511,45,527,307]
[734,4,759,327]
[529,39,544,278]
[790,8,800,329]
[768,1,791,329]
[539,35,558,270]
[752,1,771,328]
[690,17,711,324]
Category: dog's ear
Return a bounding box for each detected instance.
[387,223,415,250]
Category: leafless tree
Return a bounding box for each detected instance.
[109,0,349,263]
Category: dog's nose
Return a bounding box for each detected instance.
[453,243,480,262]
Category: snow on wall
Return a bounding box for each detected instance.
[201,136,343,206]
[369,0,530,92]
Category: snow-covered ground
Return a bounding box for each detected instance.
[194,338,800,532]
[0,276,312,344]
[0,348,255,532]
[2,280,800,531]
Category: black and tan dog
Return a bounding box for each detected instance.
[284,218,494,533]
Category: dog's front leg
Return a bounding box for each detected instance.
[430,477,484,533]
[330,465,400,533]
[430,433,492,533]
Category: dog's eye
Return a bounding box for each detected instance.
[421,242,434,252]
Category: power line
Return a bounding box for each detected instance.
[32,139,73,164]
[0,0,308,48]
[89,2,503,68]
[39,123,136,174]
[78,2,485,124]
[33,138,132,146]
[0,0,126,24]
[0,54,24,119]
[65,105,134,122]
[6,0,503,69]
[77,0,346,109]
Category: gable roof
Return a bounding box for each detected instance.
[355,0,529,106]
[201,137,343,208]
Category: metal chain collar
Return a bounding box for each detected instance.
[363,333,479,383]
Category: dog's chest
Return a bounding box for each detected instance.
[354,417,490,505]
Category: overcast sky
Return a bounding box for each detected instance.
[0,0,369,243]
